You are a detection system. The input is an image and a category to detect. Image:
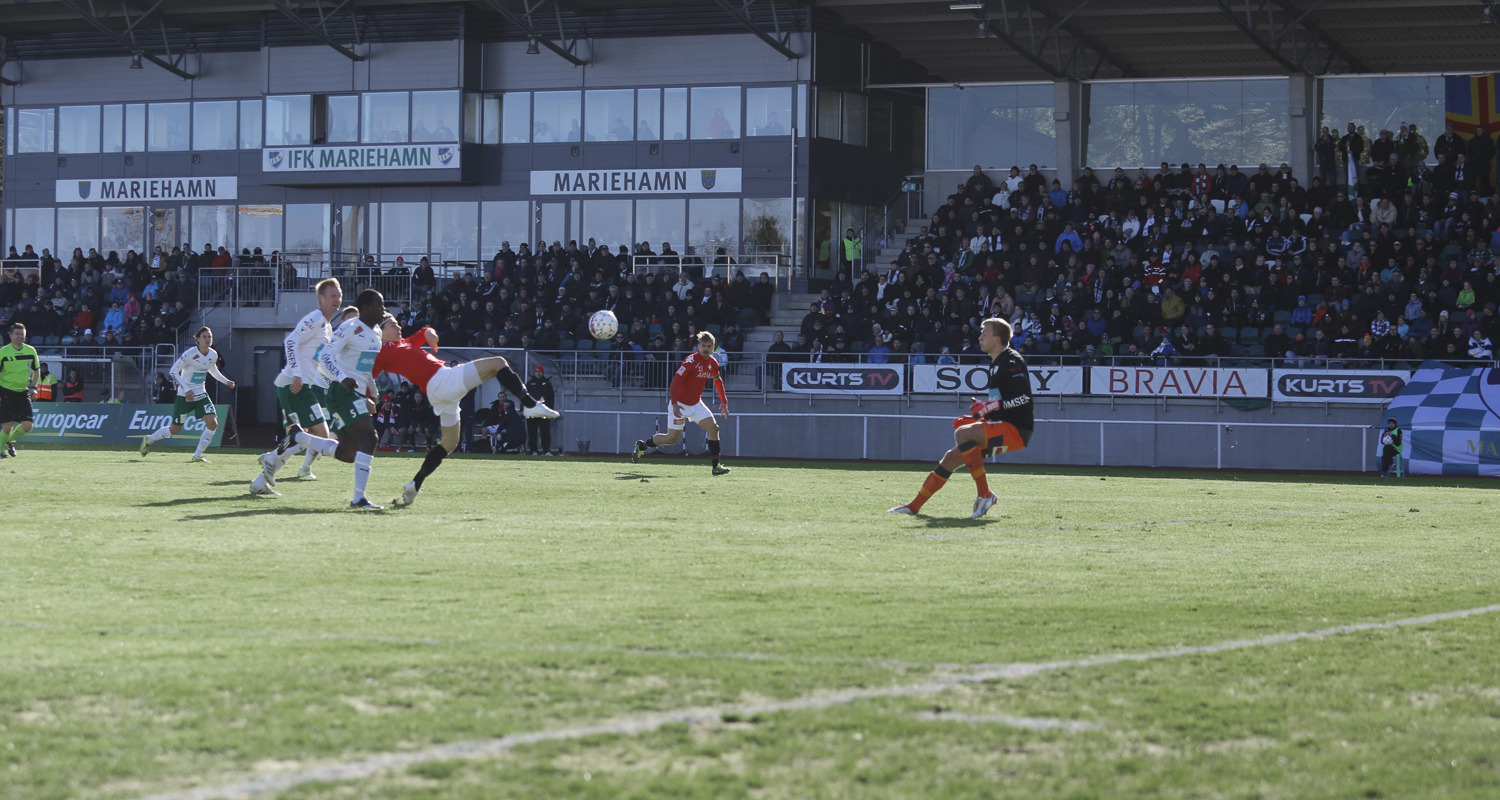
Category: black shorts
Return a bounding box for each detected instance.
[0,387,34,424]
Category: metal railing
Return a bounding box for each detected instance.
[330,251,448,306]
[197,267,279,308]
[31,345,171,403]
[630,253,793,290]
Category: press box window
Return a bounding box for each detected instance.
[59,105,102,154]
[363,92,410,143]
[265,95,312,147]
[17,108,56,153]
[192,101,238,151]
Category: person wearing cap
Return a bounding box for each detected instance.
[1379,416,1404,478]
[524,365,557,455]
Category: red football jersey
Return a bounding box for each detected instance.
[670,351,720,405]
[372,327,444,391]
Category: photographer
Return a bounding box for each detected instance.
[1380,416,1403,478]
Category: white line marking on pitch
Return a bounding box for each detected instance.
[911,711,1103,732]
[138,603,1500,800]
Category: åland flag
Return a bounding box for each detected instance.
[1445,73,1500,182]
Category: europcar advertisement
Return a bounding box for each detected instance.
[27,403,228,447]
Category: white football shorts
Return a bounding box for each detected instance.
[426,362,481,427]
[667,399,714,431]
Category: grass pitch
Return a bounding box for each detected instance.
[2,447,1499,799]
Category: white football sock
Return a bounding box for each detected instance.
[274,441,306,471]
[193,428,214,457]
[302,449,319,471]
[296,430,340,457]
[352,451,373,502]
[145,425,174,444]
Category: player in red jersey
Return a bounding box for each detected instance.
[632,331,731,475]
[373,315,559,506]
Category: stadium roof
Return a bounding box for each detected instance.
[0,1,1493,84]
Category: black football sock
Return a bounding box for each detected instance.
[412,444,448,490]
[707,439,721,467]
[495,366,536,407]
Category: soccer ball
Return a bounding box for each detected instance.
[588,310,619,340]
[1381,433,1394,446]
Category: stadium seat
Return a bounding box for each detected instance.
[43,335,59,345]
[1016,291,1034,308]
[706,324,723,336]
[851,341,867,353]
[1132,325,1146,344]
[1247,344,1265,357]
[1306,293,1324,305]
[1273,310,1292,325]
[1036,340,1053,354]
[1240,327,1259,343]
[1194,326,1207,339]
[648,323,663,336]
[1221,327,1238,344]
[1288,326,1305,339]
[738,308,757,329]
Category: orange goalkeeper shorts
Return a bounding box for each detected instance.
[952,417,1030,455]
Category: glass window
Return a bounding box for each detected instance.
[689,198,739,258]
[841,92,867,147]
[240,100,262,149]
[57,207,100,255]
[13,209,55,255]
[533,90,581,143]
[742,197,791,256]
[691,86,740,139]
[539,202,566,247]
[148,102,190,151]
[797,84,807,137]
[464,93,482,143]
[636,198,685,253]
[1085,79,1288,168]
[501,92,530,143]
[326,95,359,143]
[191,206,236,254]
[816,89,840,141]
[102,207,146,255]
[636,89,661,141]
[265,95,311,146]
[380,202,429,255]
[411,90,459,142]
[746,87,791,137]
[926,84,1055,171]
[125,103,146,152]
[664,88,688,141]
[431,202,478,262]
[192,101,238,151]
[17,108,56,153]
[363,92,410,143]
[481,95,500,144]
[585,89,634,142]
[284,204,330,266]
[59,105,102,154]
[238,205,284,254]
[481,201,530,257]
[102,105,124,153]
[1320,76,1444,154]
[582,199,632,253]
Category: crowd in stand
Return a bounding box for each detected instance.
[385,240,778,366]
[804,121,1500,368]
[0,242,288,351]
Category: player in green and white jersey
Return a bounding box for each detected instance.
[0,323,41,458]
[271,288,386,510]
[250,278,357,494]
[140,326,236,462]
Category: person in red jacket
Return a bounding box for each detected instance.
[372,316,558,507]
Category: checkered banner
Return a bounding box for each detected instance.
[1386,361,1500,477]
